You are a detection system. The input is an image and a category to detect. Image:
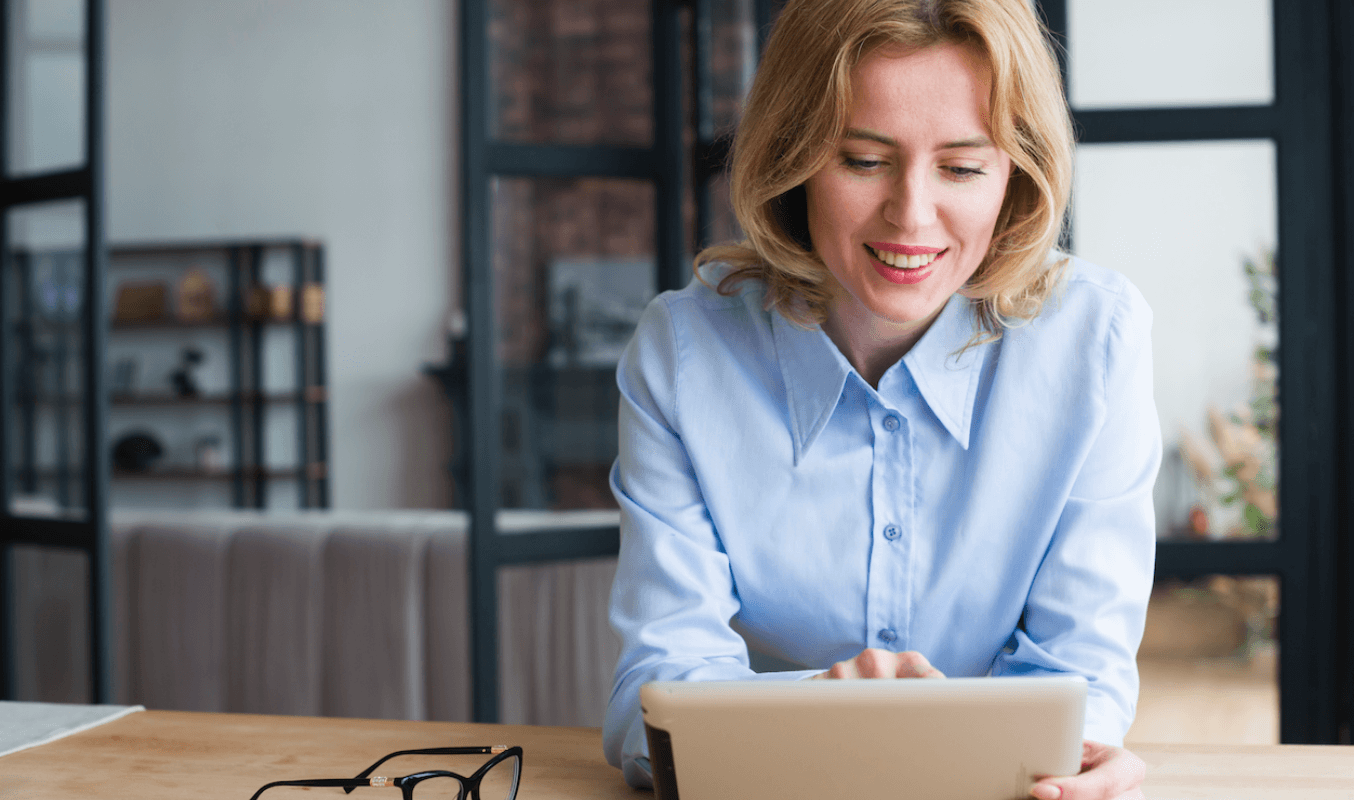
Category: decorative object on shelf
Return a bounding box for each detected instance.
[113,281,168,323]
[195,434,224,473]
[35,260,82,321]
[243,283,297,321]
[269,284,293,320]
[112,431,164,472]
[110,358,138,396]
[170,346,205,398]
[301,282,325,323]
[175,267,216,322]
[245,284,270,319]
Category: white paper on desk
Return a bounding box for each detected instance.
[0,701,144,758]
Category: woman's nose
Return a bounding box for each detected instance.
[882,170,937,230]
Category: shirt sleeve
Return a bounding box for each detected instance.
[603,294,818,788]
[990,279,1161,746]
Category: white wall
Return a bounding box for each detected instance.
[107,0,456,509]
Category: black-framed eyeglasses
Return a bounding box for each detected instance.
[248,745,523,800]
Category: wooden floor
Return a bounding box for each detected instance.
[1127,647,1279,746]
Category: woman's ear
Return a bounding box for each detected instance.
[770,184,814,252]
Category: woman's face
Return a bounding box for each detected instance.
[805,42,1011,350]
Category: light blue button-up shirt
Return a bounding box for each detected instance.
[604,257,1160,787]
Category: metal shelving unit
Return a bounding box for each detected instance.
[8,238,330,511]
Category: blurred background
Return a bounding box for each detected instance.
[5,0,1354,750]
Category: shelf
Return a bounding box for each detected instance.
[26,465,327,481]
[14,315,321,333]
[110,464,326,481]
[110,237,322,258]
[110,315,318,330]
[111,389,327,406]
[5,238,323,261]
[23,389,327,406]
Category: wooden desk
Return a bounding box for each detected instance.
[2,710,1353,799]
[1,711,637,800]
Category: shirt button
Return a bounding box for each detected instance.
[882,415,900,432]
[878,628,897,643]
[883,524,901,541]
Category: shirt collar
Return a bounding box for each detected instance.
[772,311,852,466]
[773,294,989,463]
[898,294,988,450]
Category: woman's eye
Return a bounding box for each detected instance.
[843,156,884,171]
[944,165,987,179]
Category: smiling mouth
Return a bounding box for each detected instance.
[865,244,943,269]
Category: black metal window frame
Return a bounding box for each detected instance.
[458,0,777,722]
[0,0,110,702]
[1042,0,1352,744]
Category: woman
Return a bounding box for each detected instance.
[604,1,1158,798]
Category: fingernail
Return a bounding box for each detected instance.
[1029,784,1061,800]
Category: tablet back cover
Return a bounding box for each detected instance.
[640,676,1086,800]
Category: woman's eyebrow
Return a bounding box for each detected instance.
[842,127,896,146]
[842,127,994,150]
[939,136,994,150]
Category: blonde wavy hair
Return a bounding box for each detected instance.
[698,0,1074,339]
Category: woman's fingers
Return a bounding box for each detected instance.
[1030,741,1145,800]
[894,650,945,679]
[812,648,947,680]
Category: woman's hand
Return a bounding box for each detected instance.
[809,647,945,679]
[1029,740,1145,800]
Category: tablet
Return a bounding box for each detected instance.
[640,676,1086,800]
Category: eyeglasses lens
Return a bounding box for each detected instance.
[478,754,522,800]
[410,775,464,799]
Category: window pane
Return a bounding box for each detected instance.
[26,0,81,39]
[7,199,88,519]
[1128,575,1278,744]
[709,0,758,137]
[1068,0,1273,109]
[706,167,742,246]
[8,543,91,702]
[498,556,618,725]
[491,177,656,509]
[8,0,86,176]
[490,0,652,146]
[1073,141,1277,542]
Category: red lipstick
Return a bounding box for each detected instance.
[866,246,940,285]
[866,242,944,255]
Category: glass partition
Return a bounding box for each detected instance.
[7,0,86,176]
[6,198,88,519]
[708,0,758,138]
[491,177,656,510]
[489,0,653,146]
[7,543,90,702]
[706,168,742,247]
[1128,574,1278,744]
[1068,0,1273,109]
[1073,140,1278,542]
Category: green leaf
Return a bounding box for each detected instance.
[1243,503,1269,536]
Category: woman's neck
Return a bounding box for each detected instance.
[821,300,945,389]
